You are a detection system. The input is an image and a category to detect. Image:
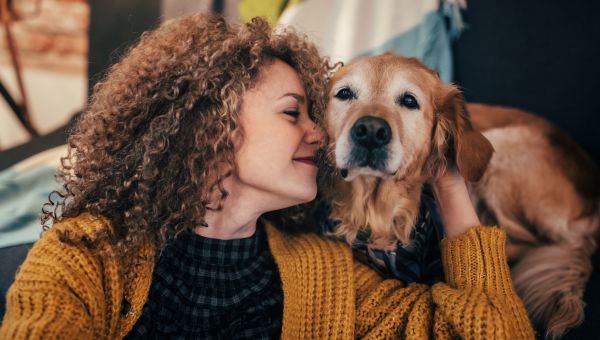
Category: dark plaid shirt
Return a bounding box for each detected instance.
[126,223,283,339]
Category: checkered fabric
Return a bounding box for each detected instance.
[125,223,283,339]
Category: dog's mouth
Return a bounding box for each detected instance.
[337,144,401,181]
[338,146,387,178]
[339,166,396,181]
[349,144,388,169]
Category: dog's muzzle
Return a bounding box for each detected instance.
[347,115,391,170]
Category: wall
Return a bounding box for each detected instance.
[0,0,88,150]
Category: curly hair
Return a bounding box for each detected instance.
[42,13,336,259]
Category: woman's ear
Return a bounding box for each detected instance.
[432,85,494,182]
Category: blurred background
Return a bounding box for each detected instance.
[0,0,598,337]
[0,0,87,151]
[1,0,599,164]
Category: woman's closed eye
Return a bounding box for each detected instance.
[283,109,301,120]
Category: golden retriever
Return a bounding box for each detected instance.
[321,52,600,339]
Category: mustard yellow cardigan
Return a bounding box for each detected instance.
[0,214,534,339]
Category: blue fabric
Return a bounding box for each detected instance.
[0,166,57,248]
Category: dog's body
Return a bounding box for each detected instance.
[322,53,600,338]
[468,104,600,337]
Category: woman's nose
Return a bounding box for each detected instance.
[304,120,325,146]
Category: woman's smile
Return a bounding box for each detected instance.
[293,156,318,167]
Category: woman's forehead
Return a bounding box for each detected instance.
[252,60,306,97]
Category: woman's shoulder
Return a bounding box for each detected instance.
[10,214,120,292]
[44,213,155,263]
[29,213,118,265]
[35,213,123,263]
[49,213,114,238]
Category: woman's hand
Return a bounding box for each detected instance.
[432,168,481,239]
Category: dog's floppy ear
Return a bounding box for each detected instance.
[429,85,494,182]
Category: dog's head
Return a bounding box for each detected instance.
[323,53,493,245]
[325,52,492,183]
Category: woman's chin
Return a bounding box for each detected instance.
[279,188,317,207]
[297,188,318,204]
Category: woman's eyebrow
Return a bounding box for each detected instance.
[279,93,305,104]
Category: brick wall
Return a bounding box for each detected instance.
[0,0,89,150]
[0,0,89,73]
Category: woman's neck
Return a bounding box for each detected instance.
[195,209,259,240]
[193,181,263,240]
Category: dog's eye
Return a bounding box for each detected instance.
[398,93,420,110]
[334,87,355,101]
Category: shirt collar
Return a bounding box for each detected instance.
[172,222,264,265]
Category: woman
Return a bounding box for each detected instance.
[0,13,534,339]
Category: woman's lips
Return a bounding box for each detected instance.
[293,157,317,167]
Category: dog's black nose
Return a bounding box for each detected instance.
[351,116,391,148]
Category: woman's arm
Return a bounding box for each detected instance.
[432,169,481,239]
[0,218,117,339]
[354,171,536,339]
[354,226,535,339]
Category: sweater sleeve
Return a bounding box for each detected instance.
[0,221,118,339]
[354,226,535,339]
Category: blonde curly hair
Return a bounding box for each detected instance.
[42,13,336,258]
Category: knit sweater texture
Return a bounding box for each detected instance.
[0,213,535,339]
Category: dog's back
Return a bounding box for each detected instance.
[467,103,600,337]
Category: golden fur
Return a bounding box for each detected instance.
[322,53,600,339]
[322,53,492,247]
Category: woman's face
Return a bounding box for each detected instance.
[232,59,324,212]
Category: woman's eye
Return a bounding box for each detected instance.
[397,93,419,110]
[334,87,355,101]
[283,110,300,119]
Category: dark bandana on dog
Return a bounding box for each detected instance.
[314,185,445,285]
